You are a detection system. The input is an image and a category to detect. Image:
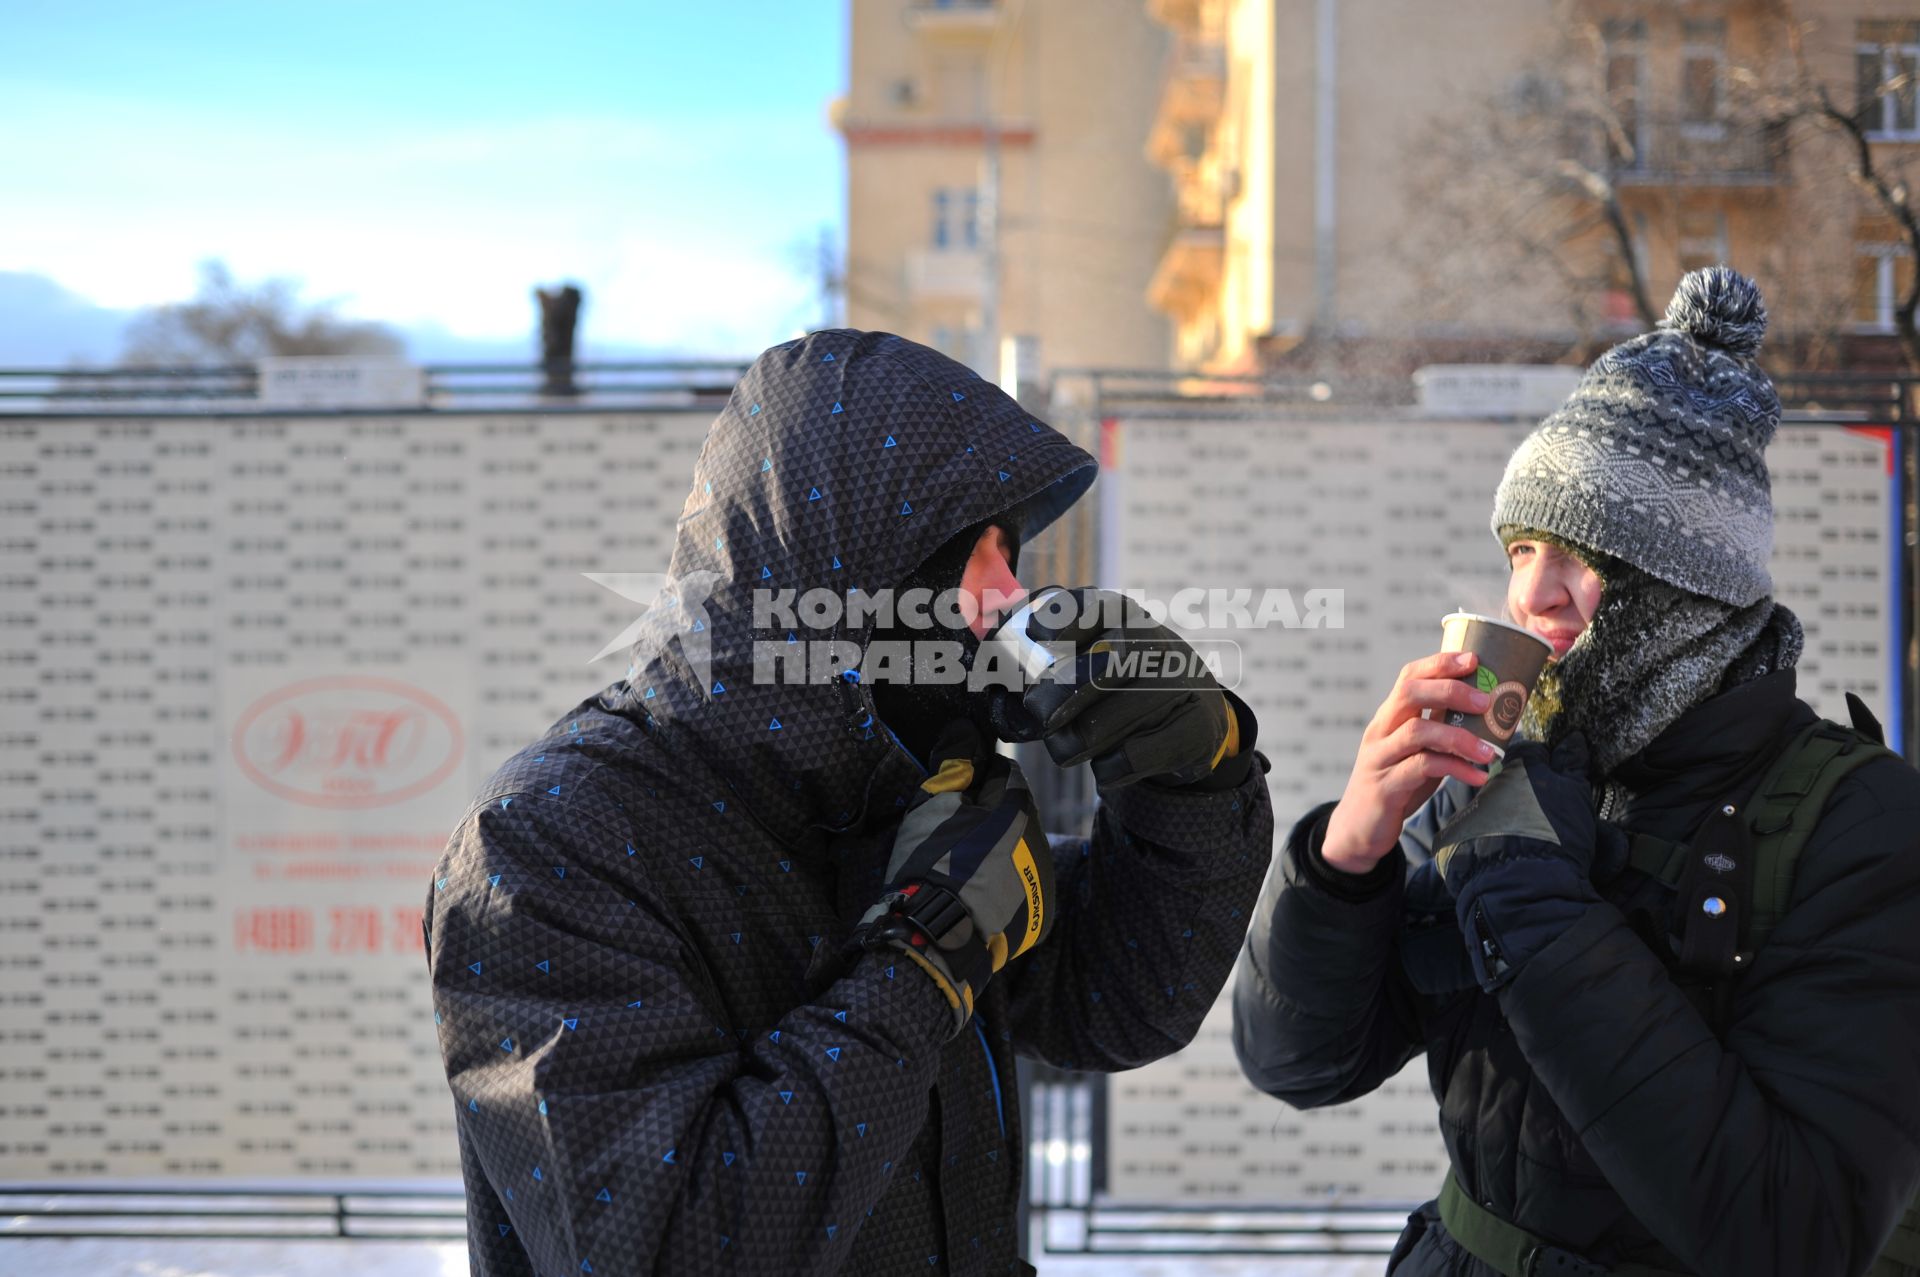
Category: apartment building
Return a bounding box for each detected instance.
[1147,0,1919,373]
[837,0,1175,385]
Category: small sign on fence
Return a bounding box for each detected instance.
[257,357,425,408]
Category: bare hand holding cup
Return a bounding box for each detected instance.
[1321,651,1500,875]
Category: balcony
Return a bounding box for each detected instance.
[1169,157,1229,227]
[1584,117,1789,187]
[1147,0,1219,40]
[1164,38,1225,119]
[1147,226,1224,318]
[905,0,1004,38]
[906,248,988,303]
[1147,38,1226,167]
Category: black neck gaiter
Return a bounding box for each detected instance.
[867,518,1020,767]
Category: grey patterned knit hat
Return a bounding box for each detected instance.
[1491,267,1780,607]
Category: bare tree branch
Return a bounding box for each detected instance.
[120,260,405,367]
[1776,6,1920,370]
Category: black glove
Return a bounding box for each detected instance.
[849,723,1055,1037]
[1434,734,1621,990]
[989,587,1237,789]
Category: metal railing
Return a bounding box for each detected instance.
[1776,370,1919,422]
[0,1183,465,1240]
[0,360,749,416]
[4,361,1907,422]
[1565,115,1790,187]
[1051,366,1419,417]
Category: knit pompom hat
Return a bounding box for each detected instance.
[1491,267,1780,607]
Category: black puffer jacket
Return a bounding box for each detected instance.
[1233,670,1920,1276]
[426,331,1274,1276]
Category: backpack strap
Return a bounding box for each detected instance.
[1625,833,1690,887]
[1741,719,1895,952]
[1438,1170,1691,1277]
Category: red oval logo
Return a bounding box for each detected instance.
[232,676,464,810]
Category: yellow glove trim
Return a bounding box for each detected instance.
[920,756,975,796]
[1211,703,1241,770]
[896,944,971,1020]
[1009,836,1045,960]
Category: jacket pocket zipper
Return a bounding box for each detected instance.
[1471,903,1511,983]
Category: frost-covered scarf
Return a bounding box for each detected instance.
[1519,556,1804,778]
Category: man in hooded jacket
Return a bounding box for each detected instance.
[1232,268,1920,1275]
[426,331,1275,1276]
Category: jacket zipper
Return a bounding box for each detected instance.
[973,1019,1007,1142]
[1471,904,1505,976]
[1597,781,1619,822]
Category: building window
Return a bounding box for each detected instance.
[1677,210,1728,276]
[1854,241,1915,332]
[1857,22,1920,140]
[930,187,980,251]
[1681,21,1726,137]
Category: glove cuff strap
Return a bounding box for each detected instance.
[848,884,993,1035]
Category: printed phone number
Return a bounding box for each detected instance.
[233,906,426,955]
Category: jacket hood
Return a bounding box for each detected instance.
[602,329,1096,850]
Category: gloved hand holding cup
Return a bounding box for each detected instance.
[982,587,1238,789]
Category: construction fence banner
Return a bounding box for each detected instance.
[0,408,1895,1202]
[1,411,705,1179]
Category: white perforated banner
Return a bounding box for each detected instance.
[0,411,710,1179]
[0,410,1894,1195]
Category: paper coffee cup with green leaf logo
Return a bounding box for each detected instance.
[1436,612,1553,758]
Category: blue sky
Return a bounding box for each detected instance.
[0,1,848,361]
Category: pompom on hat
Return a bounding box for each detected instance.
[1491,266,1781,607]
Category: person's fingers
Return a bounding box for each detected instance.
[1396,650,1478,688]
[1398,677,1493,718]
[1418,752,1493,789]
[1085,694,1222,789]
[1021,648,1122,731]
[1044,687,1176,768]
[1386,750,1489,799]
[1370,651,1480,736]
[1381,715,1497,767]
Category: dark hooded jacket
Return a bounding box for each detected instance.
[1232,669,1920,1276]
[426,331,1274,1276]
